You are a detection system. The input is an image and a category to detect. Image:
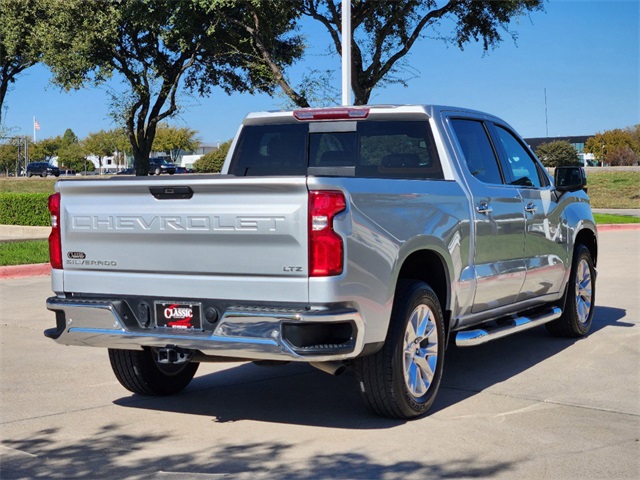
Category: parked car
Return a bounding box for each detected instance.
[26,162,60,178]
[148,157,176,175]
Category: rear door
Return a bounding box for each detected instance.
[449,118,526,313]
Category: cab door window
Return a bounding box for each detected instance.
[493,125,545,188]
[450,119,504,185]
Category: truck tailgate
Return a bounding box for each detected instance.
[56,176,309,302]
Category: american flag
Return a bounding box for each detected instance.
[34,118,40,130]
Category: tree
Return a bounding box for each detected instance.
[40,0,304,176]
[193,140,232,173]
[152,123,199,163]
[57,142,90,173]
[0,0,46,125]
[258,0,544,107]
[0,142,18,175]
[61,128,79,148]
[84,130,120,173]
[606,146,638,167]
[535,141,580,168]
[30,136,62,162]
[624,124,640,155]
[585,128,637,165]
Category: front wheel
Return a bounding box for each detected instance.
[154,167,162,175]
[108,348,199,395]
[546,244,595,337]
[353,281,445,419]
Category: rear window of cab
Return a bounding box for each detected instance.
[229,121,444,180]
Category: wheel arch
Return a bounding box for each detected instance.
[575,227,598,267]
[395,249,451,338]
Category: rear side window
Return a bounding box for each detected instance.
[230,120,443,180]
[230,124,308,176]
[450,119,503,185]
[359,121,442,179]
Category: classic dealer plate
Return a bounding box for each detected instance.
[155,302,202,330]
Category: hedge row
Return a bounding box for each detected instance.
[0,193,51,226]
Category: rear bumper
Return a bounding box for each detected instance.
[45,297,365,362]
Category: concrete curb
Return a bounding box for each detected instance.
[0,263,51,280]
[597,224,640,232]
[0,224,50,242]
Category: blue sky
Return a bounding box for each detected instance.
[2,0,638,144]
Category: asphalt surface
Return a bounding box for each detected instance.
[1,230,638,479]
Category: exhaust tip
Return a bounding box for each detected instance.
[310,361,347,376]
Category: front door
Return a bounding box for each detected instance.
[490,124,567,301]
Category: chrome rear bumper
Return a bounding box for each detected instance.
[46,297,365,362]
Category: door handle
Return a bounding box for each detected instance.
[524,202,538,213]
[476,202,492,215]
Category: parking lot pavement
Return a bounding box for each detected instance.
[1,230,638,479]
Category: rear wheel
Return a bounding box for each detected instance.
[154,167,162,175]
[353,281,445,419]
[27,171,32,178]
[547,244,595,337]
[108,347,199,395]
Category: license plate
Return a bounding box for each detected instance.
[155,302,202,331]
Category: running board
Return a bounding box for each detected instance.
[455,307,562,347]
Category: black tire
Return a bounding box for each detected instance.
[546,244,595,338]
[27,172,32,178]
[154,167,162,175]
[353,280,445,419]
[108,347,199,395]
[41,171,47,177]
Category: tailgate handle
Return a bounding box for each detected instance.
[149,186,193,200]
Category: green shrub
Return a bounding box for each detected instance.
[193,140,232,173]
[0,193,51,226]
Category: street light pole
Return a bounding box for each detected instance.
[341,0,351,106]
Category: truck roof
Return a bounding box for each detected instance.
[242,104,503,125]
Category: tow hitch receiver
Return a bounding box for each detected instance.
[156,346,193,364]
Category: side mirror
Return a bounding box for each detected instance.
[554,166,587,193]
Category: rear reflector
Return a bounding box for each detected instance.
[309,190,346,277]
[294,108,369,121]
[48,193,62,270]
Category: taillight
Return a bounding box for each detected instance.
[48,193,62,269]
[309,190,346,276]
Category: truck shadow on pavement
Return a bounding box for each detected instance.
[1,426,516,479]
[113,305,629,429]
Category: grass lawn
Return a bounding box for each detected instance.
[0,240,49,266]
[593,213,640,224]
[586,170,640,208]
[0,177,59,193]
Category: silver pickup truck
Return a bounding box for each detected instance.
[45,105,597,419]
